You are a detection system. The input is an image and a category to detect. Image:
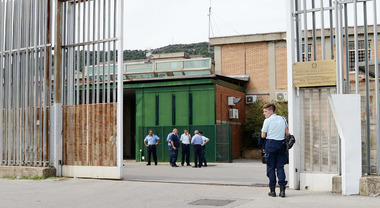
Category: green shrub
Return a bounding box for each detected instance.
[242,100,288,149]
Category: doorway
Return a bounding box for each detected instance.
[124,89,136,159]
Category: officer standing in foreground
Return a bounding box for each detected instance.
[261,103,289,198]
[168,128,180,167]
[144,130,160,166]
[180,129,191,166]
[191,130,203,168]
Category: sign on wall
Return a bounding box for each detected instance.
[293,60,336,88]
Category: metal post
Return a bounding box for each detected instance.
[303,0,308,62]
[113,0,117,102]
[374,0,380,176]
[96,0,100,104]
[102,0,106,103]
[329,0,334,60]
[320,0,325,60]
[363,1,371,175]
[54,0,63,175]
[311,0,316,61]
[0,0,5,166]
[354,0,359,94]
[287,0,301,190]
[86,0,90,105]
[107,0,111,103]
[116,0,124,178]
[335,0,341,94]
[344,3,350,94]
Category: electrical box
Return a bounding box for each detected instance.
[246,95,257,104]
[276,92,288,102]
[228,97,235,106]
[229,109,239,119]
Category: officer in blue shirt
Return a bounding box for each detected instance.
[180,129,192,166]
[191,130,203,168]
[144,129,160,166]
[261,104,289,198]
[168,128,180,167]
[199,131,210,167]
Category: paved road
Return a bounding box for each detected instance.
[123,159,287,186]
[0,178,378,208]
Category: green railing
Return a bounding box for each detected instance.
[136,124,232,163]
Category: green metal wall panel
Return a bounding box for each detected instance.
[191,86,215,125]
[175,92,189,125]
[135,84,217,161]
[158,92,172,126]
[143,92,156,126]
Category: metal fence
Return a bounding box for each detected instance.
[288,0,380,175]
[0,0,53,167]
[61,0,119,105]
[137,125,232,163]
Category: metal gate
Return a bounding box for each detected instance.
[300,87,339,173]
[0,0,53,167]
[58,0,124,179]
[0,0,124,179]
[286,0,380,189]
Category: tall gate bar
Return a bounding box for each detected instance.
[287,0,380,190]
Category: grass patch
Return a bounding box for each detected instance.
[1,175,70,181]
[1,175,17,180]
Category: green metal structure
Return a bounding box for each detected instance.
[126,76,243,162]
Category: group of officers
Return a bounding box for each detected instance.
[143,128,209,168]
[143,103,289,197]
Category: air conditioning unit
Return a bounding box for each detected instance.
[229,109,239,119]
[276,92,288,102]
[246,95,257,104]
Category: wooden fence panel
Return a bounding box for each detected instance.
[63,103,117,166]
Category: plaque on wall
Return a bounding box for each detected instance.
[293,60,336,88]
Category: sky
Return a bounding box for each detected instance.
[124,0,287,50]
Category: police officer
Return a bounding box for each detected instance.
[180,129,191,166]
[199,131,209,167]
[144,130,160,166]
[168,128,180,167]
[261,103,289,198]
[167,131,174,166]
[191,130,203,168]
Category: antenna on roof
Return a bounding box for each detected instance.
[208,0,212,53]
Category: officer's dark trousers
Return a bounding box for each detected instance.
[265,139,288,187]
[147,145,157,165]
[193,145,202,167]
[170,148,179,166]
[181,144,190,165]
[201,146,207,166]
[169,146,173,165]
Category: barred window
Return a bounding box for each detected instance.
[302,44,312,62]
[348,40,371,71]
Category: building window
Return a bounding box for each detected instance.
[302,44,312,62]
[348,40,371,71]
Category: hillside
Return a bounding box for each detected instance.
[123,42,214,61]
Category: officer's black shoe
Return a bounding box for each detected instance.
[181,163,184,166]
[193,166,198,168]
[279,185,286,197]
[146,164,151,166]
[268,186,276,197]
